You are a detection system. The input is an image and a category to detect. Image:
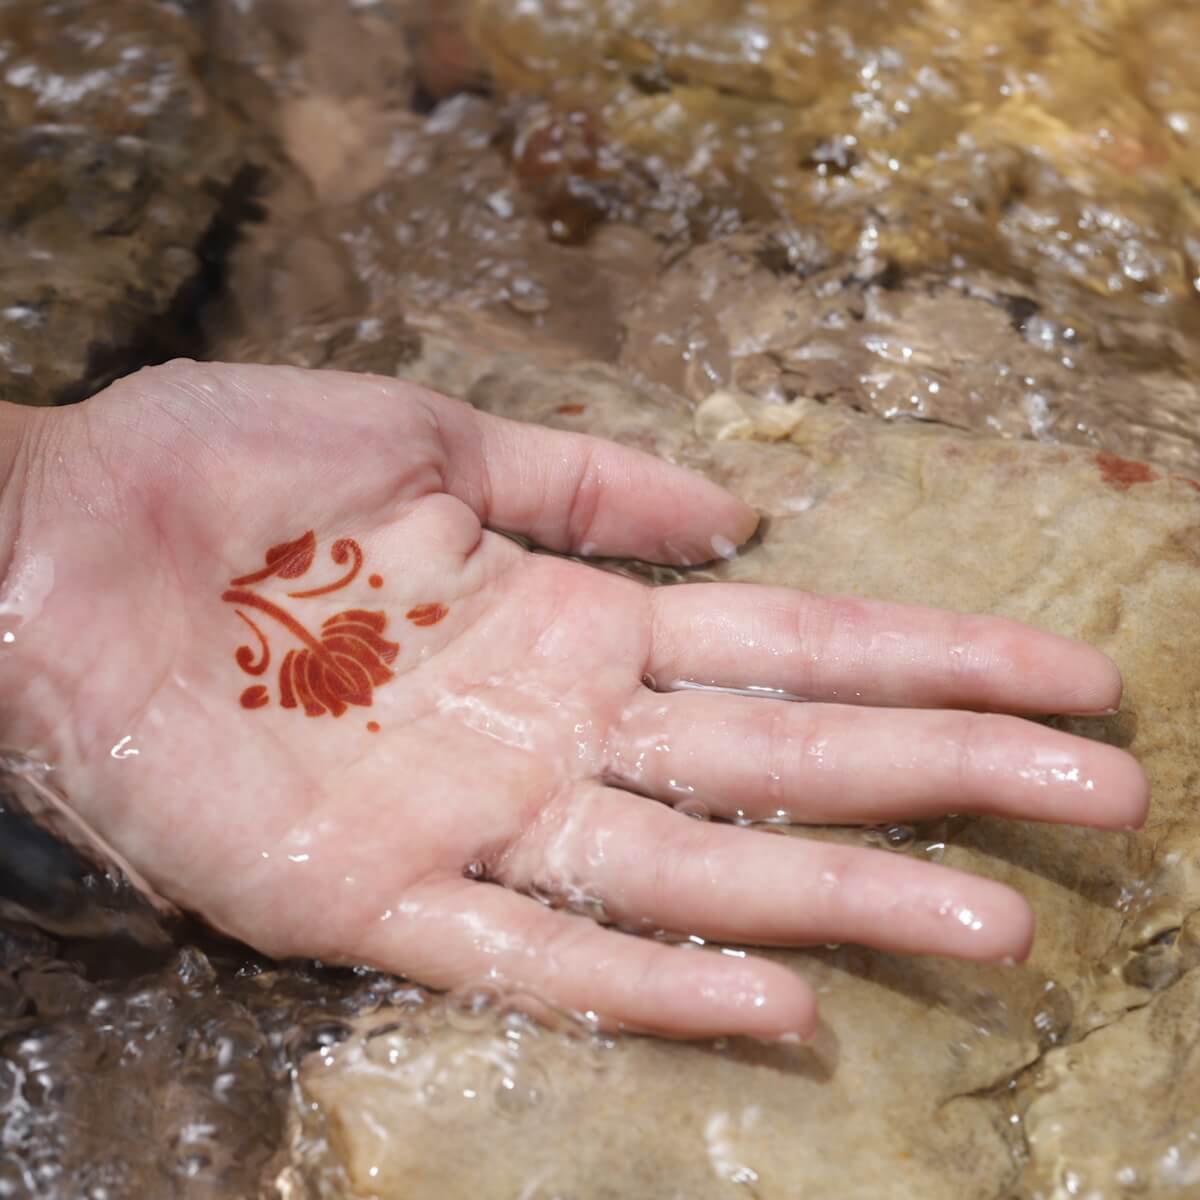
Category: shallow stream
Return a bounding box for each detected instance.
[2,2,1200,1197]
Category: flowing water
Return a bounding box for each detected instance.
[2,0,1200,1196]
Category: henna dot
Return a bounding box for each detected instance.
[369,574,383,589]
[407,602,449,627]
[367,721,381,733]
[240,686,270,710]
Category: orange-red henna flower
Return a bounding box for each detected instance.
[278,609,400,718]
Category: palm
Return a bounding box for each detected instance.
[0,362,1147,1039]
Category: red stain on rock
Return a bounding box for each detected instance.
[555,403,587,415]
[1096,452,1160,490]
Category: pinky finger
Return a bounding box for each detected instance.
[353,877,817,1042]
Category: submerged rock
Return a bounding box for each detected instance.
[0,0,251,405]
[276,340,1200,1198]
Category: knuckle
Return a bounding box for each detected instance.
[762,703,798,807]
[952,710,989,790]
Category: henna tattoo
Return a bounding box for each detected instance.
[225,534,389,718]
[225,532,450,719]
[406,603,449,627]
[233,611,271,675]
[287,538,363,599]
[230,531,316,587]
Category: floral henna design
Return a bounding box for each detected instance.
[275,611,399,717]
[223,532,420,719]
[287,538,363,599]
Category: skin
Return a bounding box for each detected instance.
[0,361,1148,1040]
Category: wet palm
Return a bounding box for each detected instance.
[0,362,1148,1039]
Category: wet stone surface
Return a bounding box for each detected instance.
[0,0,252,405]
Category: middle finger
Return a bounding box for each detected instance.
[608,689,1149,830]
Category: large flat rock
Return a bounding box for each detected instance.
[279,343,1200,1199]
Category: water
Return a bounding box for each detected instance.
[3,0,1200,1196]
[217,0,1200,471]
[0,925,387,1199]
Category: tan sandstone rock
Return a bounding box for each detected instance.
[275,357,1200,1200]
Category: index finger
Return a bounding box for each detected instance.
[648,584,1124,716]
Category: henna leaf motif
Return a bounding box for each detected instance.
[230,531,317,587]
[406,603,449,627]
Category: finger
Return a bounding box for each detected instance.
[648,584,1123,715]
[501,788,1035,963]
[610,690,1149,830]
[353,877,816,1041]
[427,391,759,563]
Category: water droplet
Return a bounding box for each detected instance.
[491,1060,550,1118]
[364,1023,417,1068]
[109,735,139,760]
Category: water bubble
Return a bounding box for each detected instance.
[388,985,431,1013]
[108,735,139,760]
[173,947,217,991]
[0,1162,31,1200]
[445,985,503,1034]
[1032,980,1073,1049]
[291,1020,353,1057]
[491,1060,551,1118]
[863,823,916,850]
[364,1023,419,1068]
[675,797,711,821]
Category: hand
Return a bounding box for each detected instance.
[0,361,1147,1040]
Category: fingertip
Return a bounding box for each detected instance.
[656,490,761,567]
[923,869,1036,966]
[1117,755,1151,831]
[725,499,762,550]
[716,955,819,1043]
[1061,649,1124,716]
[974,885,1036,966]
[643,952,817,1041]
[1007,896,1036,965]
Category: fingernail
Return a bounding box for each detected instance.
[710,533,739,561]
